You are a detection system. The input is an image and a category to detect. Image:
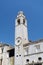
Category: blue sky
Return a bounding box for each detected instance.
[0,0,43,46]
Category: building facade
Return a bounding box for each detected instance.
[0,43,14,65]
[15,11,43,65]
[0,11,43,65]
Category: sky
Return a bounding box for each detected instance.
[0,0,43,46]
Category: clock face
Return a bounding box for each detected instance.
[15,37,22,46]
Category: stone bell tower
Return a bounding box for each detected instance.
[15,11,28,44]
[15,11,28,65]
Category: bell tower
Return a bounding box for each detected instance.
[15,11,28,65]
[15,11,28,44]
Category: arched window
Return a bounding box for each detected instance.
[23,19,25,24]
[17,19,20,25]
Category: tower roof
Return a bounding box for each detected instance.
[17,11,25,18]
[18,11,24,15]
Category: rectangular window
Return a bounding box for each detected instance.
[24,47,29,55]
[34,63,42,65]
[27,63,42,65]
[0,59,2,65]
[35,44,40,52]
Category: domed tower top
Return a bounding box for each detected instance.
[16,11,25,18]
[18,11,24,14]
